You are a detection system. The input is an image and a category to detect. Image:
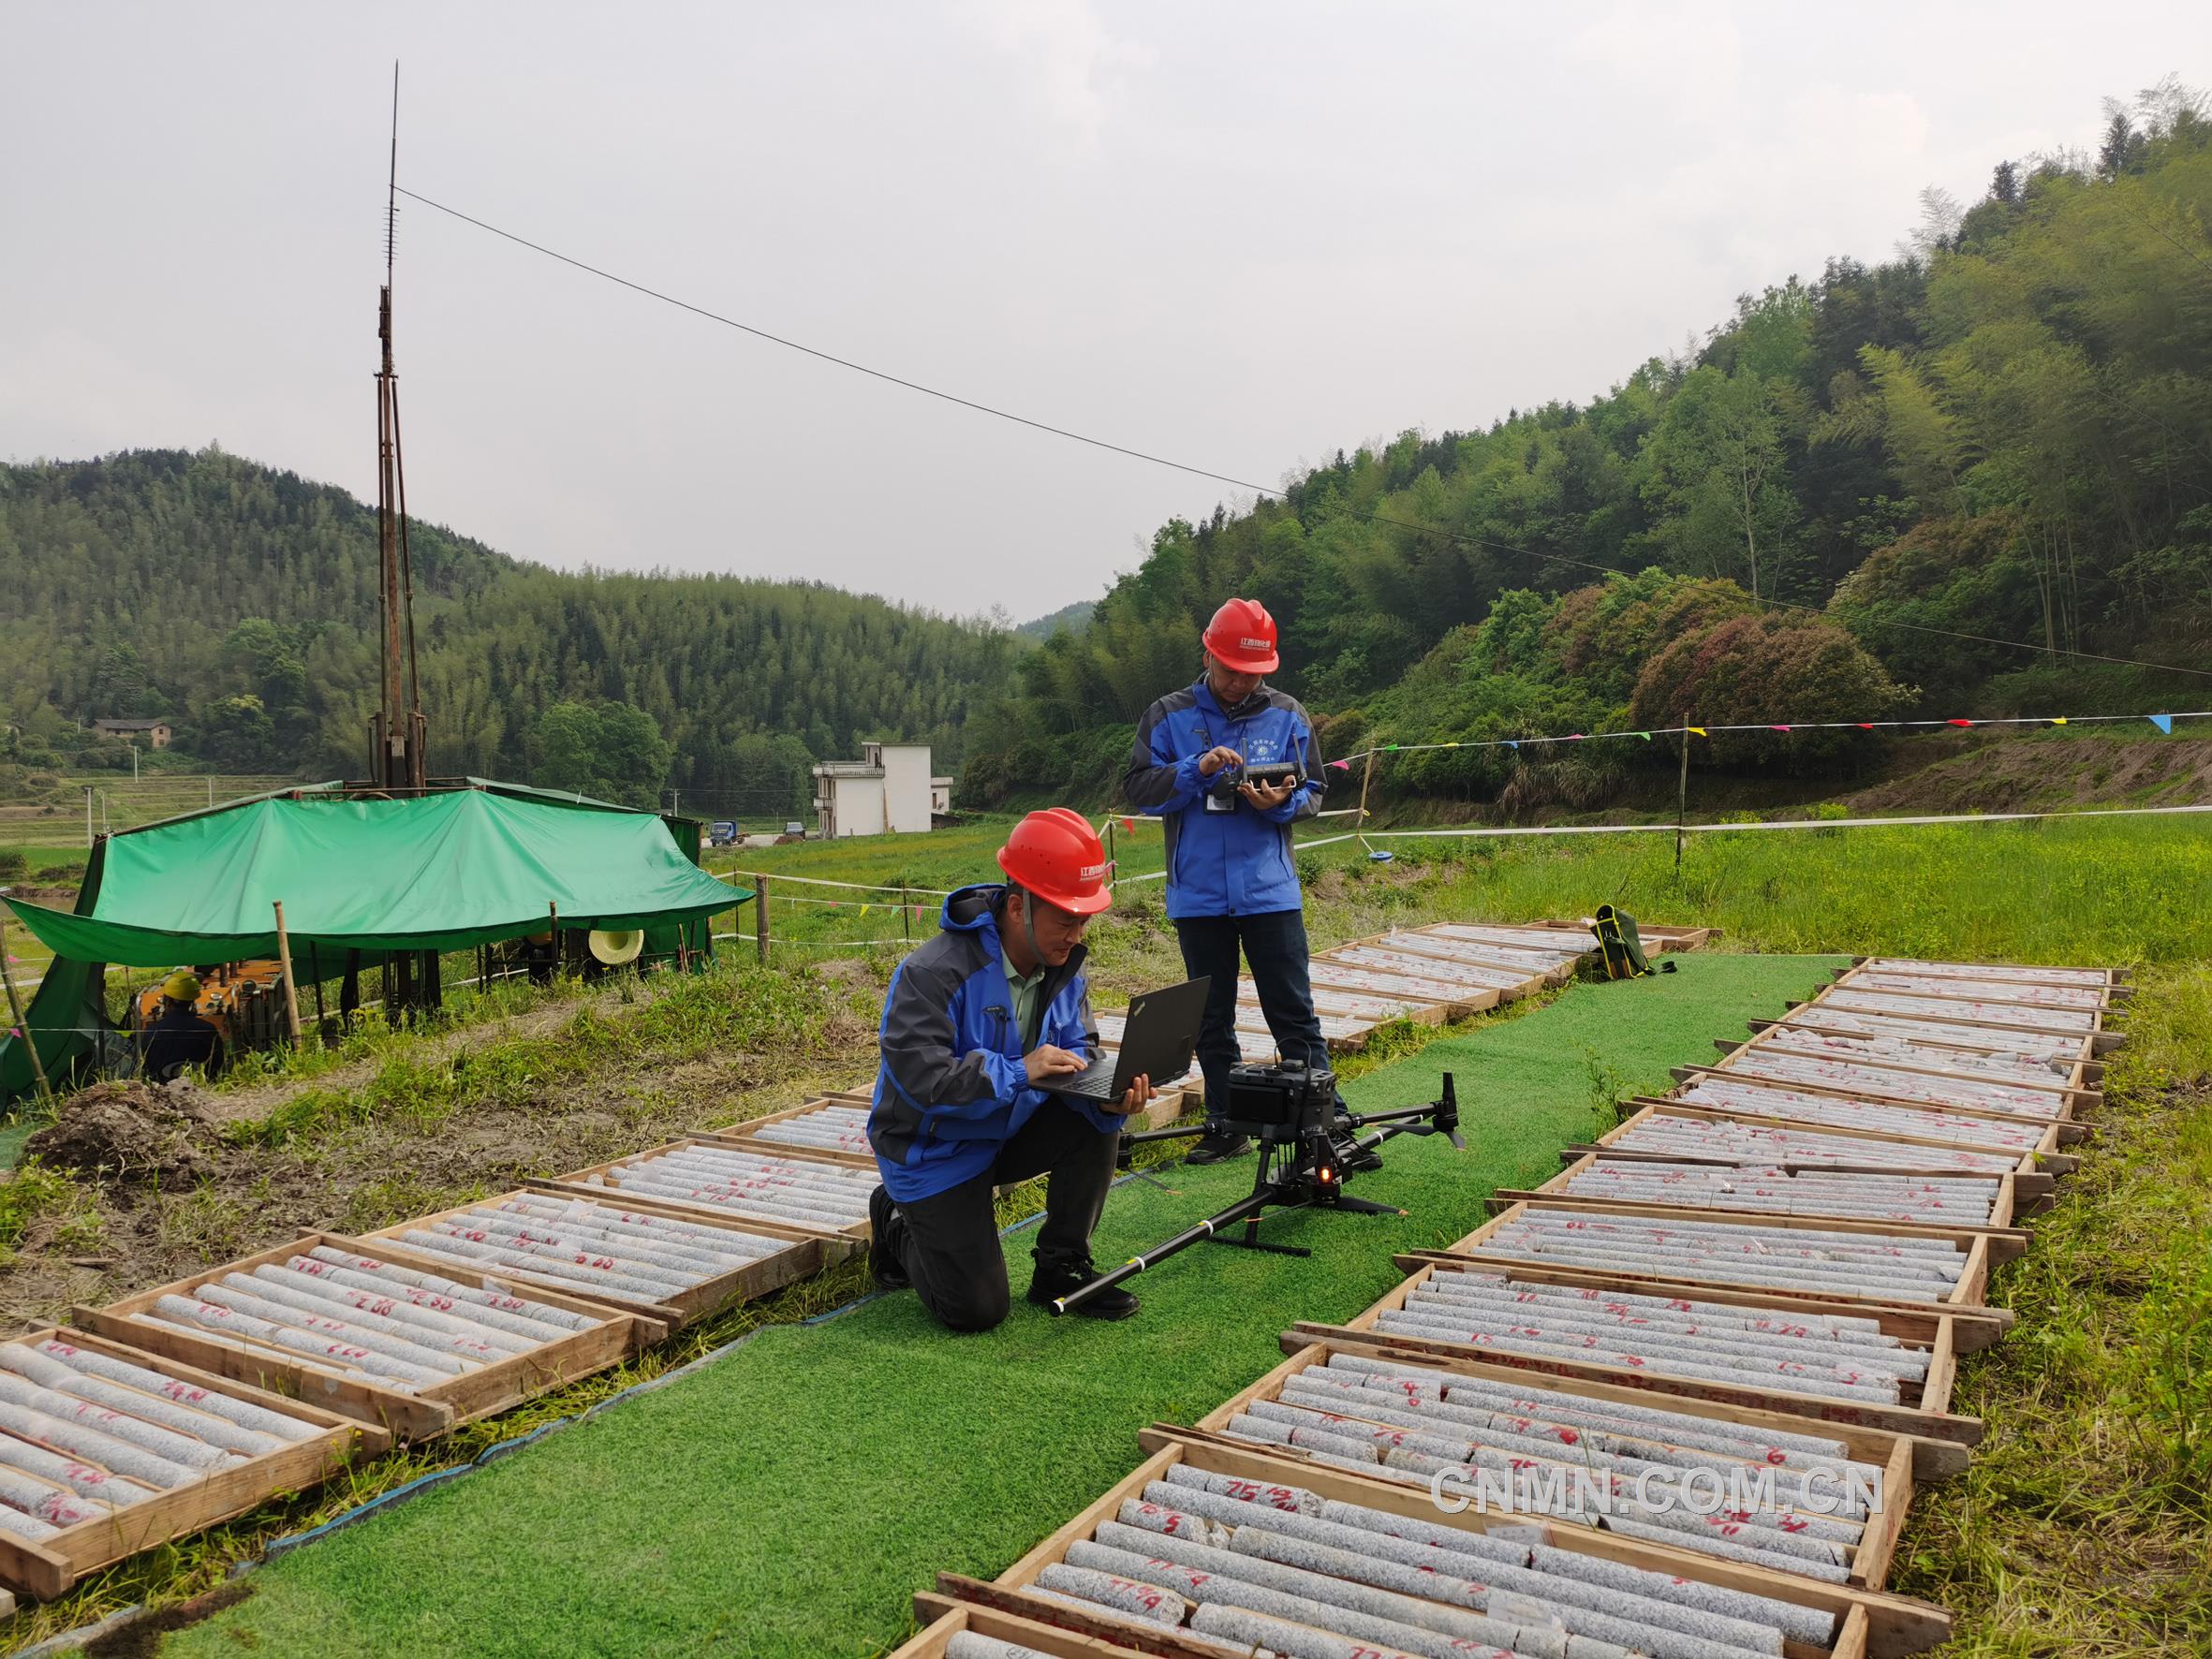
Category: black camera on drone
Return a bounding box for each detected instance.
[1222,1058,1339,1138]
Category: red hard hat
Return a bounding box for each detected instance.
[996,807,1113,915]
[1202,597,1279,674]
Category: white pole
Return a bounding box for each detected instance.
[129,741,139,782]
[85,787,93,848]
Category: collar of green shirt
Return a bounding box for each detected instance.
[1002,950,1046,1050]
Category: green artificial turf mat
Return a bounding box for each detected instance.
[165,954,1842,1658]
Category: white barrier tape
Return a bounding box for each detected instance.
[1363,802,2212,840]
[712,869,953,897]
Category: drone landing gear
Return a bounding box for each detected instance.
[1202,1137,1405,1257]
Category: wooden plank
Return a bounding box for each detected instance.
[1802,989,2104,1042]
[74,1230,641,1442]
[1717,1027,2100,1108]
[1753,1010,2097,1072]
[1189,1336,1948,1535]
[1821,976,2112,1026]
[546,1137,873,1241]
[370,1185,833,1329]
[1690,1053,2082,1128]
[0,1326,376,1601]
[1339,931,1580,984]
[898,1595,1230,1658]
[1833,966,2116,1013]
[1006,1433,1949,1657]
[1724,1024,2100,1106]
[1578,1102,2058,1189]
[1847,955,2116,990]
[703,1095,876,1167]
[1331,935,1570,989]
[1303,962,1499,1018]
[1673,1065,2087,1142]
[1244,981,1448,1027]
[1645,1089,2080,1169]
[1493,1154,2030,1260]
[1426,1198,2007,1327]
[1613,1095,2071,1166]
[927,1579,1246,1658]
[1312,1260,1978,1454]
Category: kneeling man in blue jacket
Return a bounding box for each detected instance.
[867,809,1155,1330]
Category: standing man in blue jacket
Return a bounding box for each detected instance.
[1123,597,1327,1164]
[868,808,1155,1330]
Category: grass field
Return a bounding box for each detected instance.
[1,813,2206,1652]
[158,957,1839,1659]
[715,809,2212,968]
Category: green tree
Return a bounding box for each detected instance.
[195,694,279,770]
[1639,366,1795,599]
[532,699,673,809]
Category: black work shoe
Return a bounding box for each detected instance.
[1184,1130,1252,1166]
[867,1184,910,1292]
[1028,1255,1140,1320]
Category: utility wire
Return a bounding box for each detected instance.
[395,185,2212,683]
[395,187,1260,494]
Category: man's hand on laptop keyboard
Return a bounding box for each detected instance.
[1024,1044,1087,1086]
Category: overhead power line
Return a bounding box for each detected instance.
[394,185,2212,683]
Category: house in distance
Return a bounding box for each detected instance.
[93,717,173,749]
[811,741,936,838]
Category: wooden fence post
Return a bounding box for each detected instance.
[1674,721,1693,875]
[0,916,54,1104]
[1354,746,1379,851]
[272,902,303,1050]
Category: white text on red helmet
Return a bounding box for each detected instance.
[1079,863,1106,882]
[1238,637,1270,650]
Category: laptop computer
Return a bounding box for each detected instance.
[1046,976,1210,1102]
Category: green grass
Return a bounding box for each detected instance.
[711,810,2211,967]
[8,814,2209,1652]
[156,956,1836,1659]
[1887,965,2212,1654]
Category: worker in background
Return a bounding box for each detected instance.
[139,971,227,1082]
[868,809,1155,1330]
[1123,597,1330,1164]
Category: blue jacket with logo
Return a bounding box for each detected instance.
[869,884,1118,1203]
[1122,679,1326,920]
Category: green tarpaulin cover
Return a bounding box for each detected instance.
[3,786,745,967]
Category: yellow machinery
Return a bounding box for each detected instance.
[128,961,291,1054]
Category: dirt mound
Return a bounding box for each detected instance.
[1845,736,2212,815]
[810,955,886,991]
[22,1081,221,1184]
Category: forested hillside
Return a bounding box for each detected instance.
[964,84,2212,806]
[0,448,1018,810]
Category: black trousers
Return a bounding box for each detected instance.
[1173,908,1329,1125]
[886,1098,1119,1333]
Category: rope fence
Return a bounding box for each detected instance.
[1320,707,2211,770]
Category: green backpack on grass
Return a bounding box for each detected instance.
[1592,903,1651,980]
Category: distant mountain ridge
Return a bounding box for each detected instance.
[1014,599,1097,641]
[0,448,1019,800]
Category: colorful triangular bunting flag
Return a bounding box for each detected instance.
[2149,713,2173,734]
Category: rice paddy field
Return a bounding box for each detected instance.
[1,807,2206,1654]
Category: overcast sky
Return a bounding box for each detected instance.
[5,4,2205,622]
